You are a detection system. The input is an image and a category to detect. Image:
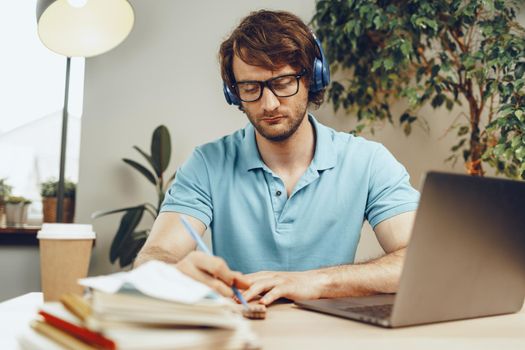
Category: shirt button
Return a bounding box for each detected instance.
[275,190,282,196]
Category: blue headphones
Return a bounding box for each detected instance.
[223,32,331,106]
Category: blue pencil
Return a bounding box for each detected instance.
[180,216,249,309]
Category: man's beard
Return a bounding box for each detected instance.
[246,104,308,142]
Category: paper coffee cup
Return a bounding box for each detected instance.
[37,223,96,302]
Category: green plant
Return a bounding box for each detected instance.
[0,178,12,201]
[92,125,176,268]
[6,196,32,204]
[313,0,525,177]
[40,179,76,198]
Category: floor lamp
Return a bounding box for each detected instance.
[36,0,134,222]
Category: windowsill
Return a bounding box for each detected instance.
[0,226,40,246]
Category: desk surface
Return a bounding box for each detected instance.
[2,293,525,350]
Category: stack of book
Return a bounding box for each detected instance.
[18,261,260,350]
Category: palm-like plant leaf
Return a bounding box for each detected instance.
[151,125,171,176]
[133,146,155,169]
[92,205,146,219]
[109,207,145,263]
[118,230,148,267]
[167,171,177,187]
[123,158,156,185]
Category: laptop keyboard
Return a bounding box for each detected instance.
[342,304,393,319]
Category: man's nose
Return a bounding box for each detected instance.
[260,86,280,112]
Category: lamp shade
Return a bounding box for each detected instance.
[36,0,134,57]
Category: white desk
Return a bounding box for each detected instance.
[0,293,42,350]
[2,293,525,350]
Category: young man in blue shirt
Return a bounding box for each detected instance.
[135,10,419,306]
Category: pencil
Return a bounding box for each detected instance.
[180,216,249,309]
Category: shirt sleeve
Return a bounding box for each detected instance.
[160,148,213,227]
[365,144,420,228]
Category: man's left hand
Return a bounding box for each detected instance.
[242,270,327,306]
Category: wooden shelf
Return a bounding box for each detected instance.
[0,226,40,246]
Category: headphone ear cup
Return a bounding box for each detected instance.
[310,57,324,92]
[223,83,240,106]
[310,34,330,92]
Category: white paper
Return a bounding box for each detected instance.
[79,260,219,304]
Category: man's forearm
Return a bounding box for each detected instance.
[133,245,183,268]
[315,248,406,298]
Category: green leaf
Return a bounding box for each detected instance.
[431,65,440,78]
[403,123,412,136]
[151,125,172,176]
[482,0,495,12]
[133,146,155,170]
[511,136,521,148]
[109,207,145,264]
[516,146,525,161]
[446,99,454,111]
[494,144,506,157]
[383,58,394,71]
[515,62,525,79]
[451,139,466,152]
[431,94,446,108]
[399,112,410,123]
[400,41,411,57]
[92,204,146,219]
[167,171,177,186]
[118,230,148,268]
[458,126,469,136]
[122,159,156,186]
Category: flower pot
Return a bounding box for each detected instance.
[0,201,6,227]
[42,197,75,223]
[5,202,30,227]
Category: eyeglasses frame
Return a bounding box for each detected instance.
[232,68,307,103]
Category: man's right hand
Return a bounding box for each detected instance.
[176,251,251,298]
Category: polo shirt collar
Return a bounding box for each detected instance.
[241,123,265,171]
[309,114,337,171]
[240,114,337,172]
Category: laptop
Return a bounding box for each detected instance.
[295,171,525,328]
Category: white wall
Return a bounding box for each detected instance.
[76,0,523,276]
[0,247,40,301]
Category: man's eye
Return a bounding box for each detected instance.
[239,85,259,93]
[272,77,294,89]
[272,83,289,90]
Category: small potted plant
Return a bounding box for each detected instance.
[5,196,32,227]
[0,178,13,226]
[40,179,76,223]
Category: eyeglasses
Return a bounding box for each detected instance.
[233,69,306,103]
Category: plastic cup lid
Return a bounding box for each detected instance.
[37,223,96,240]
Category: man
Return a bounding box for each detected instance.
[135,10,419,306]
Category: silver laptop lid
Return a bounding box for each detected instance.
[391,172,525,327]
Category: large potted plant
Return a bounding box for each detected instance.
[5,196,32,227]
[0,178,13,226]
[40,179,76,223]
[93,125,176,268]
[313,0,525,177]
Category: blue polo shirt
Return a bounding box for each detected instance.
[161,115,419,273]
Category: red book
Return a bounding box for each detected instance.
[38,310,116,350]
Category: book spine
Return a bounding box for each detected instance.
[31,320,98,350]
[39,311,116,350]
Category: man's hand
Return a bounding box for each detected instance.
[176,251,251,298]
[242,270,327,306]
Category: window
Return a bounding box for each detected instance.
[0,1,84,223]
